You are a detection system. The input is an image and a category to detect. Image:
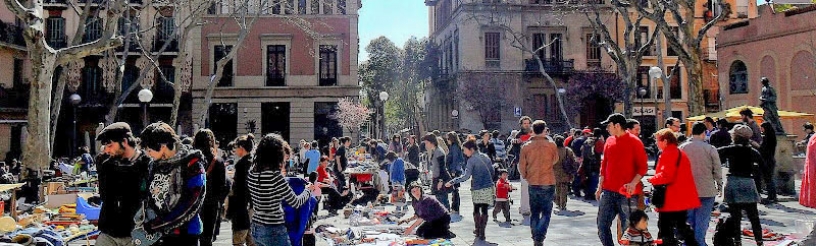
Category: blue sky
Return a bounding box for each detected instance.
[358,0,429,61]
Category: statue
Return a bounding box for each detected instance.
[760,77,785,134]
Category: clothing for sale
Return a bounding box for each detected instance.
[519,136,559,186]
[282,177,317,246]
[717,144,763,178]
[227,155,252,231]
[679,139,723,198]
[98,150,151,238]
[648,145,700,212]
[450,153,495,190]
[141,145,207,236]
[600,133,648,195]
[802,134,816,208]
[247,170,311,225]
[411,194,449,222]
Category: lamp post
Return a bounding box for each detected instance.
[649,66,665,122]
[69,93,81,157]
[138,88,154,130]
[379,91,389,140]
[638,87,647,118]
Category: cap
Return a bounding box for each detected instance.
[582,129,592,134]
[601,113,627,126]
[729,124,753,139]
[96,122,133,143]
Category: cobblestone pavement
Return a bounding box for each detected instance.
[213,177,814,246]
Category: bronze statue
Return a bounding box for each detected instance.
[760,77,785,134]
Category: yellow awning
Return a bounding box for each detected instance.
[686,105,815,122]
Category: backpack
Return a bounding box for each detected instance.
[582,137,600,172]
[561,148,578,176]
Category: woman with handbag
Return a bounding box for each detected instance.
[717,124,766,246]
[445,139,495,241]
[648,128,700,246]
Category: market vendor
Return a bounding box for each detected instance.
[400,181,454,239]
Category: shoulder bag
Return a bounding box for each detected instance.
[651,152,682,209]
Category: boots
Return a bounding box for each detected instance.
[477,214,488,241]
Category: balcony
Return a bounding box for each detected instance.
[43,0,68,8]
[0,22,25,47]
[525,58,574,75]
[153,38,178,52]
[0,85,29,109]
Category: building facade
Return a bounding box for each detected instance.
[0,6,28,162]
[194,0,361,146]
[423,0,616,134]
[718,4,816,133]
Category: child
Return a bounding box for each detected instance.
[492,169,513,224]
[621,210,655,246]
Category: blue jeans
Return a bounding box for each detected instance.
[251,223,290,246]
[688,197,716,246]
[529,185,555,242]
[597,190,639,246]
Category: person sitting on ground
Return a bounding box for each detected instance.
[316,156,350,215]
[400,181,454,239]
[621,210,656,246]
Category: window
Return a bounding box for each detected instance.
[155,65,175,103]
[155,16,176,51]
[319,45,338,86]
[46,17,66,49]
[667,26,679,56]
[311,0,320,14]
[668,66,681,99]
[550,33,563,61]
[214,45,234,87]
[338,0,346,14]
[117,16,140,50]
[636,26,651,56]
[299,0,307,14]
[267,45,286,86]
[736,0,748,17]
[262,102,290,141]
[81,58,102,99]
[586,33,601,67]
[13,58,23,88]
[314,102,343,148]
[83,17,103,43]
[286,0,294,14]
[729,60,748,94]
[484,32,500,61]
[323,0,333,14]
[272,0,281,14]
[533,33,546,60]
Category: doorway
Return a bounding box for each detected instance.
[262,102,291,141]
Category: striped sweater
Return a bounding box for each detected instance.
[247,169,311,225]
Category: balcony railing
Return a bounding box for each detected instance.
[525,58,574,75]
[0,22,25,47]
[43,0,68,7]
[0,86,29,109]
[153,38,178,52]
[47,36,67,49]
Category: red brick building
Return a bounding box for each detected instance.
[717,4,816,133]
[194,0,361,146]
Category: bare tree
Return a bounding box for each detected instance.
[457,73,511,130]
[635,0,730,116]
[4,0,128,172]
[584,0,662,117]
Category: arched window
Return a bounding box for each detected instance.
[729,60,748,94]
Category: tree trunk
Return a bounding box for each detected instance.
[23,46,58,173]
[620,62,640,118]
[49,71,68,151]
[686,58,705,116]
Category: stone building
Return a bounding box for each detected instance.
[194,0,362,146]
[718,4,816,133]
[0,6,28,162]
[423,0,616,134]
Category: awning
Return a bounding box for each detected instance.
[687,105,815,122]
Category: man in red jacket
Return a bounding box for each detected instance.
[596,114,648,246]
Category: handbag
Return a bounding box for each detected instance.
[651,151,682,209]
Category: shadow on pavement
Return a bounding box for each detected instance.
[555,210,586,217]
[471,240,499,246]
[764,203,816,216]
[450,214,464,223]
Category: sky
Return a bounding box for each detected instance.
[358,0,429,62]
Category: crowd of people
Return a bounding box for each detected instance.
[28,103,816,246]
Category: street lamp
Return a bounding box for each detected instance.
[638,87,647,118]
[649,66,665,122]
[69,93,81,157]
[138,88,154,130]
[379,91,389,140]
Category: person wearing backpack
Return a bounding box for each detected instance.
[553,135,578,212]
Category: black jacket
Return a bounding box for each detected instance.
[98,150,151,237]
[407,144,420,166]
[717,144,764,178]
[204,156,228,205]
[227,155,252,230]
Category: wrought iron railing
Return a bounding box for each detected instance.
[525,58,575,75]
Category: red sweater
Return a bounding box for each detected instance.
[496,178,512,199]
[648,145,701,212]
[317,166,330,183]
[600,133,648,195]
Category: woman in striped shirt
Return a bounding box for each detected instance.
[248,133,316,246]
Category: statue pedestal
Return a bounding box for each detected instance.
[775,134,800,196]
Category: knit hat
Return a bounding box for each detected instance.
[729,124,753,139]
[96,122,133,143]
